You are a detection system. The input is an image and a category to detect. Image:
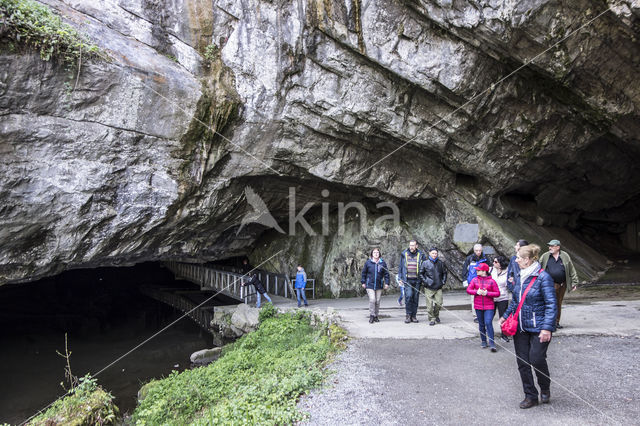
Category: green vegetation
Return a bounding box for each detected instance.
[203,43,219,63]
[132,309,346,425]
[28,374,119,425]
[0,0,101,63]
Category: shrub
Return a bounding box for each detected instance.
[0,0,102,63]
[28,374,119,425]
[258,301,278,322]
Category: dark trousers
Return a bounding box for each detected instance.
[555,282,566,324]
[513,329,552,400]
[493,300,509,319]
[404,279,421,317]
[493,300,509,336]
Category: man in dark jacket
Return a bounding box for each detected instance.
[507,239,529,292]
[243,272,272,308]
[397,240,424,323]
[461,243,491,320]
[420,247,448,326]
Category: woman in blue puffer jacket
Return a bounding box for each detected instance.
[500,244,557,410]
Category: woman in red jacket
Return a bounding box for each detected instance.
[466,263,500,351]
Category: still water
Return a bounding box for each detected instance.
[0,264,215,424]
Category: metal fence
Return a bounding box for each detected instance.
[164,261,316,302]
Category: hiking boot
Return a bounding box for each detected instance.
[490,346,497,353]
[556,324,564,329]
[481,341,488,349]
[429,321,436,326]
[519,398,538,409]
[373,316,380,323]
[369,315,375,324]
[541,392,550,404]
[405,315,411,324]
[435,317,441,324]
[411,316,419,323]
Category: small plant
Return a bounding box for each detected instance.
[29,374,119,425]
[0,0,102,64]
[258,301,278,322]
[203,43,219,62]
[163,52,178,63]
[328,323,349,349]
[55,333,78,392]
[28,335,119,425]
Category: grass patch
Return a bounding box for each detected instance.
[28,374,118,425]
[132,310,345,425]
[0,0,102,63]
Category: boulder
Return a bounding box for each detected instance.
[190,347,223,365]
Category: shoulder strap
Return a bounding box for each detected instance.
[514,268,544,317]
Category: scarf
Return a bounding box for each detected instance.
[520,261,540,285]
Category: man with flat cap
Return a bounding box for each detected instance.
[540,239,578,329]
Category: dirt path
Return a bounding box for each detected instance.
[298,336,640,425]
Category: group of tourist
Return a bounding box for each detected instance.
[240,237,580,409]
[360,237,580,409]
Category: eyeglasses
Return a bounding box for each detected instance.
[493,260,499,263]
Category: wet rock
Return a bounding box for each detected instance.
[190,347,223,365]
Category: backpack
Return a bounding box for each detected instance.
[466,257,487,283]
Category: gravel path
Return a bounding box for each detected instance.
[298,336,640,425]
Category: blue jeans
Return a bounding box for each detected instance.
[398,286,405,304]
[257,292,272,308]
[296,288,308,306]
[404,279,421,317]
[475,309,495,347]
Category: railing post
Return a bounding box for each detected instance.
[275,275,278,296]
[284,275,287,298]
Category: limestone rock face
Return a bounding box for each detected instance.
[1,0,639,290]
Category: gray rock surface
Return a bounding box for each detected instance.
[210,303,261,345]
[190,346,223,365]
[1,0,639,291]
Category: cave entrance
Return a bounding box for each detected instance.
[0,262,236,424]
[624,220,640,252]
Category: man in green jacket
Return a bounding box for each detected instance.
[540,239,579,328]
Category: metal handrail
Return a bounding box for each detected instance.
[164,262,316,301]
[164,261,256,304]
[289,278,316,299]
